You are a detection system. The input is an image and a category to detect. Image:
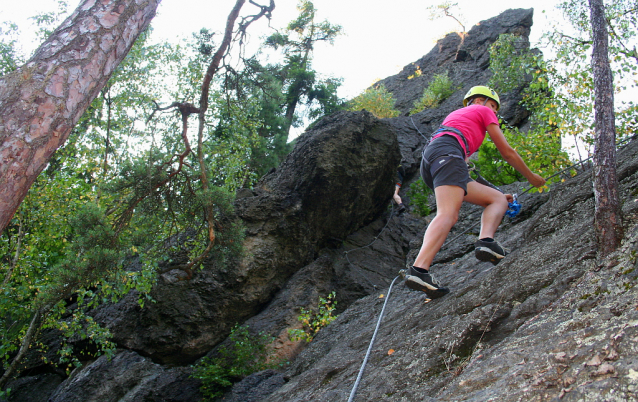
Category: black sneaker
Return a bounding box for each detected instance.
[474,239,507,265]
[404,266,450,299]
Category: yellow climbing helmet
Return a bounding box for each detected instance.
[463,86,500,110]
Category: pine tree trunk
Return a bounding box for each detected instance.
[0,0,160,233]
[588,0,623,256]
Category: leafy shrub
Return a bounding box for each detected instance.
[409,73,456,115]
[288,291,337,343]
[478,33,573,190]
[487,34,535,94]
[191,325,278,400]
[347,84,400,118]
[476,123,572,190]
[408,178,433,217]
[407,64,422,79]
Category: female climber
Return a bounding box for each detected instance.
[405,85,546,299]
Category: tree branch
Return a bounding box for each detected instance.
[0,305,50,389]
[606,18,638,64]
[2,213,24,287]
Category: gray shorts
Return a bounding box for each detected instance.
[420,136,472,195]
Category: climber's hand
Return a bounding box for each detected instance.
[529,174,546,188]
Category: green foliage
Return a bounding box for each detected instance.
[306,77,344,120]
[0,3,342,382]
[538,0,637,160]
[196,188,246,268]
[101,152,246,273]
[288,291,337,343]
[41,298,117,373]
[1,173,89,370]
[487,34,536,94]
[0,0,344,386]
[220,59,292,178]
[0,201,131,376]
[481,0,638,188]
[409,73,456,115]
[0,13,246,381]
[476,125,572,188]
[219,1,344,177]
[0,22,21,75]
[473,33,574,189]
[347,84,400,118]
[191,325,277,400]
[408,178,433,217]
[261,0,343,142]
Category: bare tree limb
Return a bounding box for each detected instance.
[2,212,24,286]
[0,305,50,389]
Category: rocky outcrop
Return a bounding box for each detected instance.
[215,8,638,401]
[223,6,539,370]
[2,107,402,401]
[234,110,401,304]
[378,8,533,125]
[220,370,286,402]
[48,350,201,402]
[86,110,400,367]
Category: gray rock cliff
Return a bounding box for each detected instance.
[88,109,401,366]
[254,131,638,402]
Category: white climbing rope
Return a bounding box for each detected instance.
[347,274,401,402]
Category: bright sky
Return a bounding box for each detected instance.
[1,0,560,99]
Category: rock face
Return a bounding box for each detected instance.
[255,132,638,402]
[379,7,534,126]
[234,110,401,305]
[11,7,636,402]
[87,110,400,366]
[48,350,202,402]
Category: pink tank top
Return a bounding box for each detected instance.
[432,105,499,156]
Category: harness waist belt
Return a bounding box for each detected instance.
[431,125,470,158]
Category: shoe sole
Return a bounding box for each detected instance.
[405,276,450,299]
[475,247,505,265]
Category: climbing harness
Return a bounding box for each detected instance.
[431,125,472,158]
[410,118,473,158]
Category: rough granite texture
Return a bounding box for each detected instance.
[257,134,638,400]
